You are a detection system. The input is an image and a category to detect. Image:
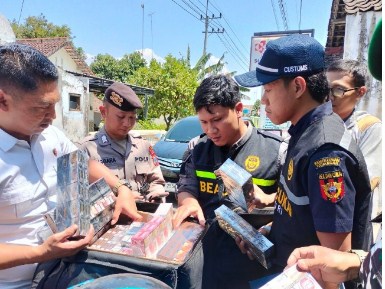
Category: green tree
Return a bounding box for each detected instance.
[128,55,198,130]
[253,99,261,116]
[11,14,72,38]
[90,52,146,82]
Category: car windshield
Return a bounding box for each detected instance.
[165,118,203,142]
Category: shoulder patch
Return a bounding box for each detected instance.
[357,115,381,133]
[318,170,345,203]
[149,145,159,166]
[78,133,98,144]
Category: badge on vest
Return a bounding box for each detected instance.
[244,155,260,172]
[287,159,294,181]
[318,170,345,203]
[101,135,108,144]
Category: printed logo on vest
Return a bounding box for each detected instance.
[244,155,260,172]
[287,159,294,181]
[318,170,345,203]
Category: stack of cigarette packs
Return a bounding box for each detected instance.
[56,150,90,236]
[214,204,274,269]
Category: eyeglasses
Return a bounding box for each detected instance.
[329,87,359,98]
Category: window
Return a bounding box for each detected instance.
[69,94,81,111]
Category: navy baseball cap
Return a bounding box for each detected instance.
[235,34,325,87]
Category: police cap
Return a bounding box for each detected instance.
[104,82,143,111]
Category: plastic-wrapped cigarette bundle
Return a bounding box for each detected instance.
[214,158,254,212]
[56,150,90,236]
[214,205,274,269]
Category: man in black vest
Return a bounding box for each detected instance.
[235,34,372,289]
[173,75,287,289]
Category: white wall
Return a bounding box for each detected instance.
[53,69,90,142]
[49,48,81,73]
[344,12,382,119]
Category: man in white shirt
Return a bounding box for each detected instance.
[0,43,141,289]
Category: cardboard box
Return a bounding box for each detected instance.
[54,151,206,265]
[214,204,274,269]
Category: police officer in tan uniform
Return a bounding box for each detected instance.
[79,82,167,202]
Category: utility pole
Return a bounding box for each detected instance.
[141,3,144,55]
[201,0,223,56]
[148,12,155,60]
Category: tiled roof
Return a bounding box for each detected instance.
[17,37,93,75]
[343,0,382,13]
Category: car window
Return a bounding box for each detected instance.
[165,119,203,142]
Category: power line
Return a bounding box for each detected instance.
[187,0,206,15]
[170,0,202,21]
[270,0,281,30]
[181,0,203,17]
[207,0,248,55]
[298,0,303,30]
[216,33,248,72]
[17,0,25,25]
[278,0,289,30]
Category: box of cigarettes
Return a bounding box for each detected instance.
[56,150,90,236]
[215,158,254,212]
[214,204,274,269]
[130,215,172,258]
[257,265,322,289]
[156,221,204,263]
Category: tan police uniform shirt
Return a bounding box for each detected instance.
[78,126,166,198]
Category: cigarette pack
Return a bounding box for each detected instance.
[156,221,204,262]
[56,150,89,236]
[214,204,274,269]
[258,265,322,289]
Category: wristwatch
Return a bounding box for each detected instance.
[112,179,132,196]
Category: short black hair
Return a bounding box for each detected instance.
[282,71,329,104]
[193,75,241,113]
[0,43,58,94]
[326,59,367,87]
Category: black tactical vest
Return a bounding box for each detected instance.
[270,112,372,267]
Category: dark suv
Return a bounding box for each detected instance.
[153,116,255,194]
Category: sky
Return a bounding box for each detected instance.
[1,0,333,103]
